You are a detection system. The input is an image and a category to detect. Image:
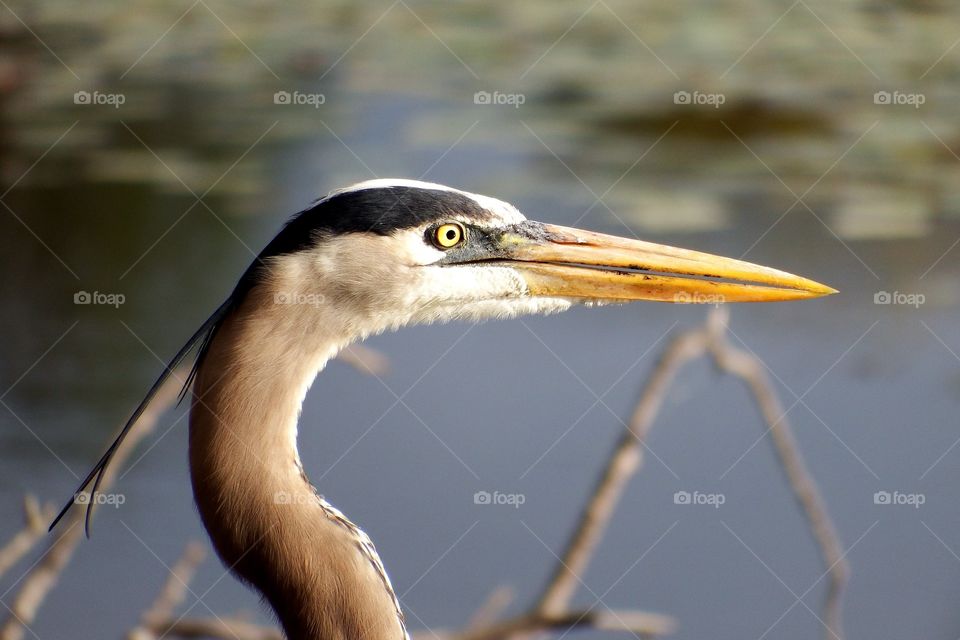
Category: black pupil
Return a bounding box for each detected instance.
[445,229,457,241]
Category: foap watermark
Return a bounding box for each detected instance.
[674,291,725,305]
[474,91,525,108]
[874,290,925,308]
[74,491,125,508]
[673,90,725,108]
[74,90,125,109]
[274,90,326,108]
[874,490,925,508]
[74,290,125,308]
[274,490,317,506]
[874,90,925,108]
[274,292,326,307]
[673,490,725,508]
[474,490,525,508]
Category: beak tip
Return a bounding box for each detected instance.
[807,281,839,297]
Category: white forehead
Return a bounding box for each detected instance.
[330,178,527,225]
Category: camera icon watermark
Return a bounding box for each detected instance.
[74,290,126,308]
[674,291,725,305]
[274,90,326,108]
[874,290,925,308]
[873,490,925,508]
[473,91,525,108]
[274,292,326,307]
[673,490,725,508]
[74,90,126,109]
[873,90,925,108]
[274,490,316,505]
[473,490,525,508]
[74,491,125,508]
[673,90,725,108]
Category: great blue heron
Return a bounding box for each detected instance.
[51,179,834,640]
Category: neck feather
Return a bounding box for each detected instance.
[188,286,406,640]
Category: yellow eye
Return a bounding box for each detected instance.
[433,223,465,249]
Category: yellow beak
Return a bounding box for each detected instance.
[501,223,836,303]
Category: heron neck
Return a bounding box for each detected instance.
[188,290,406,640]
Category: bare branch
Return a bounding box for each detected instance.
[466,585,515,631]
[534,325,710,617]
[0,366,189,640]
[705,309,848,639]
[461,609,675,640]
[517,307,844,640]
[139,616,283,640]
[337,344,390,377]
[150,605,673,640]
[416,608,676,640]
[128,541,207,640]
[0,497,54,581]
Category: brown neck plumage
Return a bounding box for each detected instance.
[188,287,406,640]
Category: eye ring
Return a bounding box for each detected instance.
[432,222,465,249]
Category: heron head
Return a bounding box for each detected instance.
[48,178,837,538]
[244,179,835,339]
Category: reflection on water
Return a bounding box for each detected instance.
[2,2,960,640]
